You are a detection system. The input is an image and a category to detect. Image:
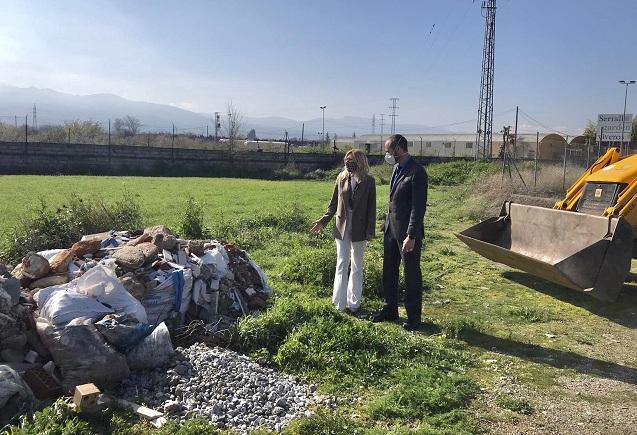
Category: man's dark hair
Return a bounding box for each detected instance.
[387,134,408,152]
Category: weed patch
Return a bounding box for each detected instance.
[508,306,555,323]
[368,365,478,420]
[1,192,142,263]
[496,394,534,415]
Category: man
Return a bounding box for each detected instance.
[372,134,428,331]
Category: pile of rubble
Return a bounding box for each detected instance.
[121,343,331,432]
[0,225,273,427]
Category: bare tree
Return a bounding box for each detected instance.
[225,101,243,152]
[114,115,142,137]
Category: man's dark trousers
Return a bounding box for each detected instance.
[382,231,423,324]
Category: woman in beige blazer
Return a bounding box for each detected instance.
[311,149,376,314]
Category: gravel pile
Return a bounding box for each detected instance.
[120,343,331,432]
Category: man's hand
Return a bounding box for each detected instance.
[310,220,324,234]
[402,236,415,253]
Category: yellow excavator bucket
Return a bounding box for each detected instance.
[455,202,634,301]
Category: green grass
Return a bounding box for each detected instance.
[4,164,637,434]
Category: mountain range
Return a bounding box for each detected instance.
[0,84,450,139]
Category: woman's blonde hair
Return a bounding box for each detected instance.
[339,148,370,180]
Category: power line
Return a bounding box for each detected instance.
[517,109,574,136]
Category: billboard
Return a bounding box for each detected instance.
[597,113,633,142]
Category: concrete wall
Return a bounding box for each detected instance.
[0,141,345,177]
[0,141,464,177]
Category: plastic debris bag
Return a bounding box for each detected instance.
[0,364,36,426]
[200,246,230,279]
[141,269,192,325]
[126,322,174,371]
[76,265,147,323]
[40,290,113,326]
[36,317,130,388]
[95,315,154,353]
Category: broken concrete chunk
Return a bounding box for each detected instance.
[1,348,25,363]
[120,273,147,300]
[186,240,206,256]
[28,274,69,290]
[0,276,21,306]
[21,252,50,280]
[137,243,160,265]
[0,330,27,350]
[127,233,152,247]
[152,233,177,251]
[113,246,145,269]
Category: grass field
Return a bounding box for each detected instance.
[3,168,637,434]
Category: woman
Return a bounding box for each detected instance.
[311,149,376,314]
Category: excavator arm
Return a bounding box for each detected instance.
[554,147,622,211]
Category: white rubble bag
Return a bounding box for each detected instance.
[75,265,147,323]
[36,317,130,388]
[39,290,114,326]
[126,322,174,371]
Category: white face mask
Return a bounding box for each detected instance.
[384,152,396,165]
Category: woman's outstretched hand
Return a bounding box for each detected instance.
[310,220,324,234]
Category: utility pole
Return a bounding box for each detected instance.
[475,0,497,160]
[379,114,385,149]
[25,115,28,143]
[214,112,220,141]
[32,104,37,130]
[619,80,635,154]
[301,122,305,146]
[513,105,519,156]
[389,98,399,134]
[371,114,376,134]
[320,106,326,147]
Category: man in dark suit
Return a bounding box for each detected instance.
[372,134,428,331]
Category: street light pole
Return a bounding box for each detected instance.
[619,80,635,154]
[320,106,326,147]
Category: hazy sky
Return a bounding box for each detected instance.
[1,0,636,133]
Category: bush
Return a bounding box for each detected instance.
[427,161,497,186]
[210,205,309,250]
[273,315,473,391]
[180,196,208,239]
[237,295,342,354]
[460,163,582,220]
[1,192,143,263]
[280,246,335,289]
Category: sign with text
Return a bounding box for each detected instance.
[597,113,633,142]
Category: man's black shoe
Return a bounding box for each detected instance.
[402,321,421,332]
[371,310,399,323]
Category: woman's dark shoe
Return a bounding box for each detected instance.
[371,309,399,323]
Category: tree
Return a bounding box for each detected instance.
[225,101,243,152]
[114,115,142,137]
[246,129,257,141]
[325,132,330,143]
[583,120,596,145]
[633,117,637,142]
[352,131,356,138]
[64,120,104,143]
